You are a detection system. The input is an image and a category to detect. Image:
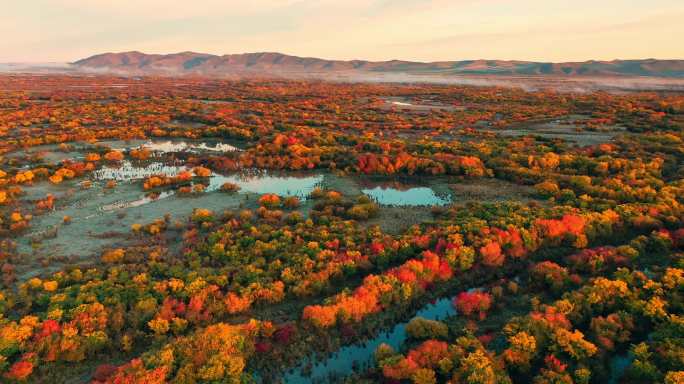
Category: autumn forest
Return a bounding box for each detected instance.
[0,74,682,384]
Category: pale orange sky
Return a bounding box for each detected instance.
[2,0,683,62]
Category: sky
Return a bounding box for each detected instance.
[2,0,683,63]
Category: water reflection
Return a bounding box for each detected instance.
[362,186,450,206]
[206,173,323,196]
[98,139,241,154]
[139,140,240,153]
[283,297,456,384]
[94,162,450,211]
[609,353,633,384]
[92,161,187,181]
[92,161,324,211]
[392,101,413,107]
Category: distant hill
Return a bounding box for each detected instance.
[73,51,684,78]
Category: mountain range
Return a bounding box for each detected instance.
[72,51,684,78]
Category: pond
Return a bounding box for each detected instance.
[97,139,241,154]
[92,161,187,181]
[206,173,323,197]
[609,353,633,384]
[391,101,413,107]
[136,140,240,153]
[281,297,457,383]
[93,162,453,209]
[362,186,450,206]
[91,161,324,211]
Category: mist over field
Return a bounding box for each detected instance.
[4,53,684,93]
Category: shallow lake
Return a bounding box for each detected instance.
[362,185,450,206]
[92,161,187,181]
[96,139,242,154]
[391,101,413,107]
[135,140,240,153]
[93,162,450,208]
[93,162,322,195]
[206,173,323,196]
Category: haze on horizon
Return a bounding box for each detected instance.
[3,0,683,63]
